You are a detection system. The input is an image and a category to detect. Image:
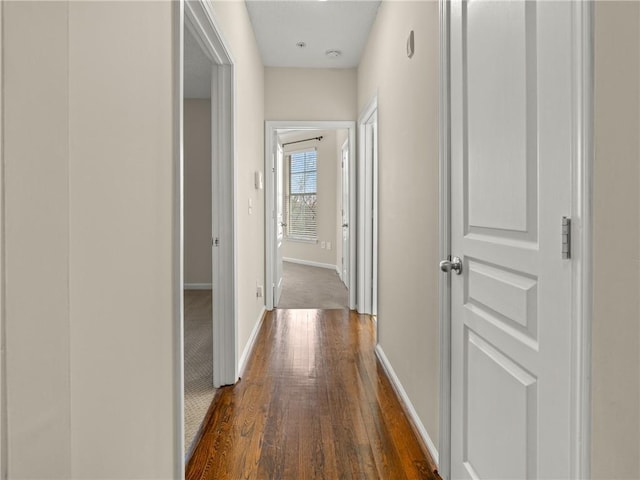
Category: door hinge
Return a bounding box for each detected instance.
[213,237,220,247]
[562,217,571,259]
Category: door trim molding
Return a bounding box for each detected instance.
[265,121,356,311]
[437,2,594,479]
[172,1,185,474]
[437,0,451,477]
[357,96,378,316]
[570,2,594,478]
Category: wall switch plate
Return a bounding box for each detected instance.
[327,242,331,250]
[321,241,326,249]
[256,284,263,298]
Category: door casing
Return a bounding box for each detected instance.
[437,1,594,479]
[265,121,357,311]
[357,97,378,317]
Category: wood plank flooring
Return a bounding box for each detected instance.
[186,309,439,480]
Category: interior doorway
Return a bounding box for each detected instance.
[265,121,356,312]
[180,0,237,461]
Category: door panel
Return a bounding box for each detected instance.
[275,144,284,305]
[450,1,574,478]
[341,143,349,288]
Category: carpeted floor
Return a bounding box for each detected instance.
[277,261,349,309]
[183,289,216,453]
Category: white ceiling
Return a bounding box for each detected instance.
[245,0,381,68]
[184,27,212,99]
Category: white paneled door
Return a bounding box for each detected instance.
[449,1,576,478]
[275,143,284,306]
[341,141,350,288]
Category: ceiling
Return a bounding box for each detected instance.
[245,0,381,68]
[184,27,212,99]
[184,1,381,96]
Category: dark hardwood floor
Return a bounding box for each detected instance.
[186,309,439,480]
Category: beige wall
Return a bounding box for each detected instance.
[184,99,212,286]
[592,2,640,478]
[4,1,179,478]
[210,1,266,359]
[0,2,5,476]
[4,2,72,477]
[357,0,440,453]
[282,130,338,267]
[68,2,177,477]
[265,67,357,121]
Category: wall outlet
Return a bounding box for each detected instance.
[256,284,263,298]
[327,241,331,250]
[321,241,326,249]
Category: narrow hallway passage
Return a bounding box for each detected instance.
[186,309,438,480]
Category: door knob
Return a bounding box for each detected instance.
[342,223,348,228]
[280,222,287,227]
[439,256,463,275]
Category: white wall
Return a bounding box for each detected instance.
[282,130,338,267]
[357,0,440,453]
[592,2,640,478]
[184,99,212,286]
[209,1,266,362]
[265,67,357,121]
[4,1,179,478]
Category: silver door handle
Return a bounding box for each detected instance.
[439,256,463,275]
[342,223,348,228]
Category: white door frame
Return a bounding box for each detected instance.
[184,0,237,387]
[357,97,378,316]
[436,2,594,479]
[265,121,357,311]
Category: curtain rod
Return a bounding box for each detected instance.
[282,136,323,147]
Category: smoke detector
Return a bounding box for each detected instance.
[325,49,342,58]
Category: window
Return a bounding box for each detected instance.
[286,149,317,241]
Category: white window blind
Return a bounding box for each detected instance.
[286,149,317,241]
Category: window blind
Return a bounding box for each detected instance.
[286,149,317,240]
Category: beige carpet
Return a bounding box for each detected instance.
[183,289,216,453]
[277,261,348,309]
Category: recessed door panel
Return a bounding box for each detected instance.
[464,330,537,480]
[465,0,538,240]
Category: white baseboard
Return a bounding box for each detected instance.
[375,344,439,467]
[238,306,267,378]
[184,283,212,290]
[283,257,337,271]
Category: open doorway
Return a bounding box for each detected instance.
[181,0,237,459]
[266,122,356,311]
[277,129,349,309]
[183,26,214,453]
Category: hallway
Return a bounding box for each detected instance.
[186,309,438,480]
